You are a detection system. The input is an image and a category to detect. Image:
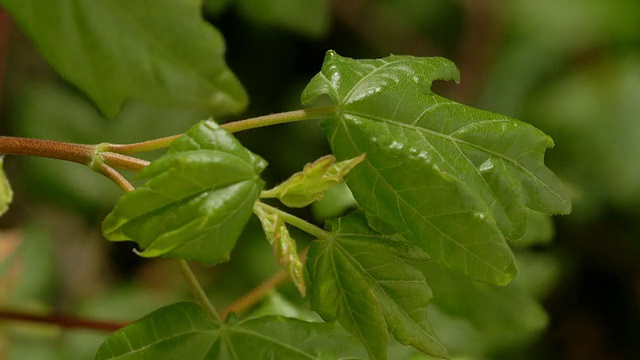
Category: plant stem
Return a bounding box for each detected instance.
[0,308,128,332]
[96,164,135,192]
[254,202,330,240]
[105,107,336,154]
[0,136,94,165]
[221,270,288,320]
[222,107,335,133]
[101,152,150,171]
[221,246,310,319]
[177,260,221,323]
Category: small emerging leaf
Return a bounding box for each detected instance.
[302,51,571,285]
[95,302,366,360]
[262,154,365,207]
[307,212,448,360]
[254,202,305,296]
[102,120,266,265]
[0,157,12,217]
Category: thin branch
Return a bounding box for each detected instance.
[0,136,94,165]
[331,0,443,56]
[254,202,331,240]
[221,247,310,319]
[0,308,128,332]
[448,0,503,103]
[221,107,335,133]
[101,152,150,171]
[105,107,336,155]
[96,164,135,192]
[103,134,182,156]
[178,260,222,323]
[221,270,288,320]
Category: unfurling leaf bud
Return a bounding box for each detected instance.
[262,153,365,207]
[254,203,306,296]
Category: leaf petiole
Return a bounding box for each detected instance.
[94,164,135,192]
[177,260,221,323]
[254,201,330,240]
[105,107,336,155]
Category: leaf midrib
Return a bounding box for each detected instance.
[342,108,566,204]
[225,327,316,359]
[332,238,442,346]
[335,118,509,277]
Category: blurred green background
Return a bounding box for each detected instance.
[1,0,640,359]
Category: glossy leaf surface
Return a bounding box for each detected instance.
[102,120,266,264]
[306,212,448,360]
[302,51,571,284]
[95,302,364,360]
[1,0,247,117]
[0,157,12,217]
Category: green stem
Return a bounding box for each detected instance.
[105,107,336,155]
[222,107,335,133]
[254,202,331,240]
[101,152,150,171]
[178,260,221,323]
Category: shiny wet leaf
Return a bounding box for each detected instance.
[102,120,266,265]
[302,51,571,285]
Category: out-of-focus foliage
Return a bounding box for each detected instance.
[483,0,640,220]
[204,0,329,37]
[0,0,247,117]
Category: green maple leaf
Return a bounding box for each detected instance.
[95,302,365,360]
[302,51,571,285]
[306,212,448,360]
[102,120,266,265]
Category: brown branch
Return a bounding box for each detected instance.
[0,137,94,165]
[447,0,503,103]
[0,308,128,332]
[95,164,135,192]
[101,152,150,171]
[331,0,442,56]
[221,270,289,320]
[221,247,310,320]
